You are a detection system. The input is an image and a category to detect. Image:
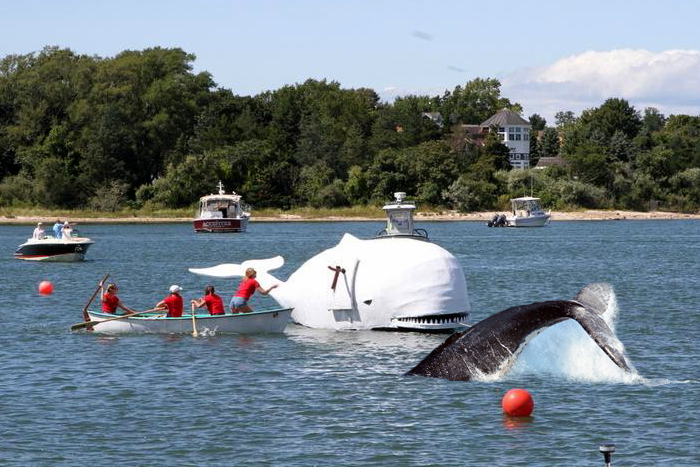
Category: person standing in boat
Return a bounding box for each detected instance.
[101,282,137,315]
[155,285,184,317]
[53,219,63,239]
[191,285,225,316]
[32,222,45,240]
[61,221,73,240]
[230,268,277,313]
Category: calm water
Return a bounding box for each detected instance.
[0,220,698,466]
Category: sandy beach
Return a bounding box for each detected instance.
[1,210,699,224]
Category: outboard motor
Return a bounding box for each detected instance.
[487,214,499,227]
[495,214,506,227]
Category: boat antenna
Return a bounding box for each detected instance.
[530,172,533,197]
[217,181,225,195]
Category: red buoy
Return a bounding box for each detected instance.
[502,388,534,417]
[38,281,54,295]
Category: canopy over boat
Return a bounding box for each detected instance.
[83,307,292,334]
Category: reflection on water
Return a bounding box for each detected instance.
[502,415,535,430]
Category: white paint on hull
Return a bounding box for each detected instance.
[86,308,292,334]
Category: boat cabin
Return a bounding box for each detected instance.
[510,197,545,217]
[376,192,428,239]
[197,182,245,220]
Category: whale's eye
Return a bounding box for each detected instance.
[363,299,373,305]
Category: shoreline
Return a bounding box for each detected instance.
[1,210,699,224]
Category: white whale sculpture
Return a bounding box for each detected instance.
[189,193,471,331]
[189,234,470,331]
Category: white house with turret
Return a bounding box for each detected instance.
[481,109,531,169]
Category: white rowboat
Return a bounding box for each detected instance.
[85,307,292,334]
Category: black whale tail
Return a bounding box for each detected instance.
[405,282,632,381]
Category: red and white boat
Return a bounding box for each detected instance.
[193,182,250,233]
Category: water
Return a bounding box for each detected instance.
[0,220,698,465]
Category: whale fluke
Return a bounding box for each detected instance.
[189,256,284,278]
[405,283,630,381]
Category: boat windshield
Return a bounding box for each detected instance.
[513,199,543,212]
[387,211,410,234]
[199,197,240,218]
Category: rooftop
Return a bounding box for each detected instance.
[481,109,531,127]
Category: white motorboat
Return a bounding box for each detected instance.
[489,197,551,227]
[193,181,250,233]
[83,307,292,334]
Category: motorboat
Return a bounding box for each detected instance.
[488,197,551,227]
[193,181,250,233]
[15,235,94,261]
[81,307,293,334]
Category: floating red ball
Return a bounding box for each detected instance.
[39,281,54,295]
[502,388,534,417]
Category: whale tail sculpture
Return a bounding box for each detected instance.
[189,256,286,297]
[405,283,630,381]
[189,255,284,280]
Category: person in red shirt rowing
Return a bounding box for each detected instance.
[230,268,277,313]
[100,282,137,315]
[155,285,184,317]
[191,285,225,316]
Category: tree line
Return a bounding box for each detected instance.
[1,46,698,212]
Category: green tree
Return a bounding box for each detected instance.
[443,176,497,211]
[529,132,541,167]
[528,113,546,131]
[579,98,641,140]
[438,77,522,125]
[642,107,666,133]
[540,128,560,158]
[555,111,577,128]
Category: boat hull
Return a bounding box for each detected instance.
[505,214,551,227]
[85,308,292,334]
[193,217,248,233]
[14,238,94,262]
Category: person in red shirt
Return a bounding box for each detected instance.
[100,282,137,315]
[191,285,225,315]
[230,268,277,313]
[155,285,184,317]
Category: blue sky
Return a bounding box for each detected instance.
[2,0,699,122]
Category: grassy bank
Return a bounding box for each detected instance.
[0,206,194,220]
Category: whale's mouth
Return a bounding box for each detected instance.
[375,312,471,333]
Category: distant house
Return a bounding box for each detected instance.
[480,109,531,169]
[535,156,568,170]
[422,112,443,128]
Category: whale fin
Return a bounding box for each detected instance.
[572,282,614,316]
[189,255,284,278]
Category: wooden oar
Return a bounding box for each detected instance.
[83,274,110,328]
[71,308,161,331]
[190,302,199,337]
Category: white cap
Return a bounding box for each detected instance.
[64,221,70,225]
[169,285,182,293]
